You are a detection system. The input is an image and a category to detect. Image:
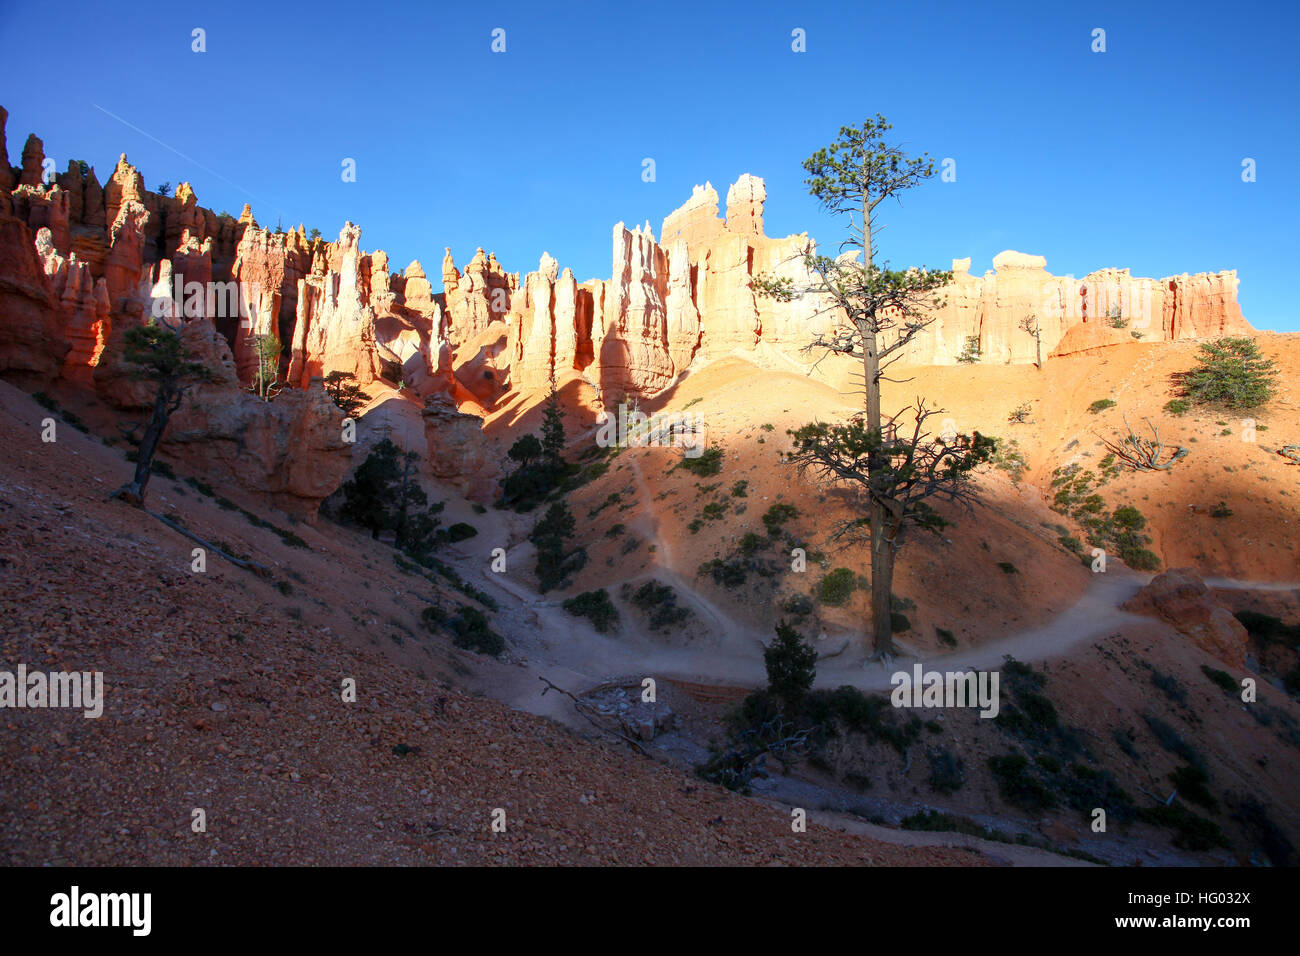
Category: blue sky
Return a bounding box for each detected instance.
[3,0,1296,329]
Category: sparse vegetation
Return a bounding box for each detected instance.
[1088,398,1116,414]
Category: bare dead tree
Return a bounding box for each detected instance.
[1099,416,1189,471]
[1019,314,1043,368]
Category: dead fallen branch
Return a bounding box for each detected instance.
[1099,415,1188,471]
[538,675,648,756]
[145,509,272,576]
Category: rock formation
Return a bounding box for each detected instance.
[0,106,1258,512]
[1123,568,1250,668]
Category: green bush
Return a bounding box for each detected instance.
[450,606,504,656]
[562,589,620,634]
[988,753,1057,810]
[1169,765,1218,811]
[1088,398,1116,414]
[1201,665,1237,694]
[698,557,748,588]
[446,522,478,542]
[1234,610,1300,649]
[674,446,723,477]
[817,567,857,606]
[1180,336,1279,410]
[623,580,693,632]
[1137,804,1229,851]
[927,748,965,794]
[1163,398,1190,416]
[761,502,799,536]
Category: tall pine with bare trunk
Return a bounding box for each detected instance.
[755,115,989,659]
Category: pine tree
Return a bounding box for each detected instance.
[540,380,566,471]
[1181,337,1279,410]
[764,621,818,715]
[110,324,209,506]
[324,370,371,416]
[752,115,969,658]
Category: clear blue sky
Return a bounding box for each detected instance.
[3,0,1296,329]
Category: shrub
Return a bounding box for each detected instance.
[674,446,723,477]
[1180,336,1279,410]
[1201,665,1237,694]
[450,606,504,656]
[730,480,749,498]
[1143,713,1203,768]
[817,567,857,606]
[1164,398,1190,416]
[761,502,799,536]
[1170,765,1218,811]
[1234,610,1300,649]
[623,580,693,632]
[780,593,814,617]
[562,589,620,634]
[698,557,748,588]
[991,437,1029,484]
[988,753,1056,810]
[1150,668,1187,705]
[936,626,957,647]
[997,561,1018,574]
[927,748,965,794]
[446,522,478,542]
[1088,398,1116,414]
[1138,804,1229,851]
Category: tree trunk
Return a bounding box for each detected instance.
[111,386,172,506]
[870,529,895,658]
[860,195,894,659]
